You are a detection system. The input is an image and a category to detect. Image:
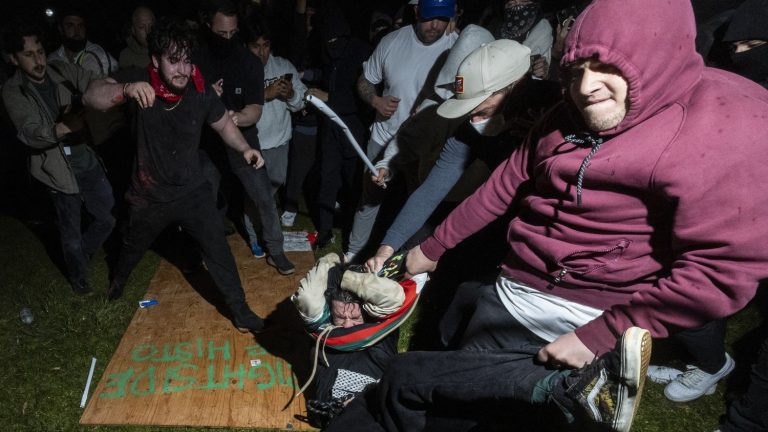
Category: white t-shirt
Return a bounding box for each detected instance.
[496,276,603,343]
[363,25,457,146]
[257,54,307,150]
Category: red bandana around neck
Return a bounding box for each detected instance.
[147,63,205,103]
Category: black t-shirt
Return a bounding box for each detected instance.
[111,68,226,206]
[194,44,264,150]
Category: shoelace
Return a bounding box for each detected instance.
[292,324,339,401]
[563,134,604,207]
[676,366,710,387]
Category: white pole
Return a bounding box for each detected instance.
[305,94,378,174]
[80,357,96,408]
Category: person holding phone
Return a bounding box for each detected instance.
[246,18,307,193]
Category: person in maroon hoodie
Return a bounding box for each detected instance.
[324,0,768,431]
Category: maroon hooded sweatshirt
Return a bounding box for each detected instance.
[420,0,768,355]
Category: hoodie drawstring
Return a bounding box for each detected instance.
[292,324,339,403]
[564,134,604,207]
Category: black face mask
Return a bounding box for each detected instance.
[62,36,86,52]
[325,36,349,60]
[731,43,768,85]
[209,33,239,58]
[499,3,542,42]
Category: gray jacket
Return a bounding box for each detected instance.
[1,61,95,193]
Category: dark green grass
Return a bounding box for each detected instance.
[1,212,762,431]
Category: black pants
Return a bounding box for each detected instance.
[112,183,246,306]
[673,318,728,373]
[314,115,363,232]
[314,331,399,403]
[721,334,768,431]
[326,286,557,432]
[284,128,317,214]
[48,164,115,283]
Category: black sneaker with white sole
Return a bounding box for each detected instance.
[230,302,265,333]
[551,326,652,432]
[267,253,296,275]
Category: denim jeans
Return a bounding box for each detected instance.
[326,287,557,432]
[48,164,115,283]
[236,164,284,254]
[112,183,247,307]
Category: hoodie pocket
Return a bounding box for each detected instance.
[552,239,632,283]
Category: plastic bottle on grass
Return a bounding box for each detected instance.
[20,308,34,324]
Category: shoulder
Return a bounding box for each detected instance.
[531,18,553,33]
[378,26,411,50]
[47,60,80,80]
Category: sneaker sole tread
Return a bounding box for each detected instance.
[615,327,652,432]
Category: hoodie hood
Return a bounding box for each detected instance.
[561,0,704,135]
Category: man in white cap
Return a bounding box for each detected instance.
[365,38,534,273]
[313,0,458,253]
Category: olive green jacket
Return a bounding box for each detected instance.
[1,61,94,193]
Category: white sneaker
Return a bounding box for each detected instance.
[647,365,684,384]
[281,211,296,227]
[343,251,357,264]
[664,353,735,402]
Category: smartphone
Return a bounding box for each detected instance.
[283,73,293,81]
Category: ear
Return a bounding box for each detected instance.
[151,55,159,69]
[9,54,19,67]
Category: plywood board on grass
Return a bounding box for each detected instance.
[80,235,316,430]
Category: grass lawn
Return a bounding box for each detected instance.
[1,210,763,432]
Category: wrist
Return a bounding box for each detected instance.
[122,82,131,98]
[370,94,381,109]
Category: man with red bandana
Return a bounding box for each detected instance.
[83,18,266,332]
[326,0,768,430]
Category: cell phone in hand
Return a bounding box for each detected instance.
[283,73,293,81]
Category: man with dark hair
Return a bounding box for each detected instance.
[242,17,306,262]
[83,18,265,332]
[194,0,295,275]
[2,22,115,295]
[293,253,424,428]
[49,8,118,77]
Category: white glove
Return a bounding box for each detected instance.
[340,271,405,318]
[292,253,341,323]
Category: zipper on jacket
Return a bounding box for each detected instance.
[553,268,568,284]
[553,239,632,283]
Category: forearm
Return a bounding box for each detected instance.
[83,78,124,111]
[356,74,378,107]
[383,139,469,249]
[235,104,263,127]
[218,117,251,153]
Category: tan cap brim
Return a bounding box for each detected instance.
[436,93,491,119]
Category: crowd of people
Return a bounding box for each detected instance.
[2,0,768,430]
